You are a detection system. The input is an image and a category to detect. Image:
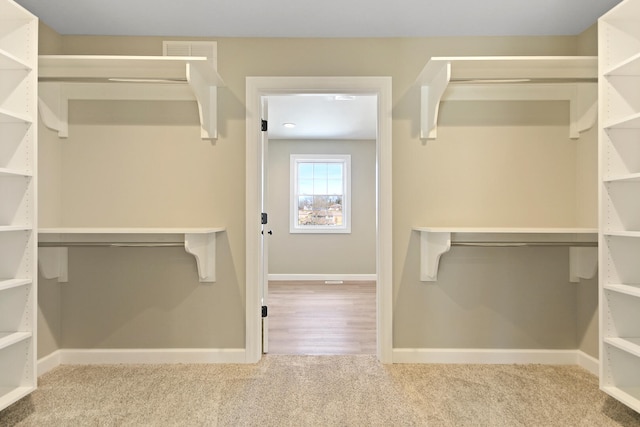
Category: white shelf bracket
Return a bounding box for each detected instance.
[569,246,598,283]
[569,83,598,139]
[420,61,451,140]
[38,247,69,282]
[418,230,452,281]
[184,232,217,282]
[426,82,597,140]
[38,82,69,138]
[186,62,218,140]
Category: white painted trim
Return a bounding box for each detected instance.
[37,350,62,376]
[39,349,246,367]
[38,348,598,375]
[393,348,585,365]
[246,76,393,364]
[577,350,599,376]
[268,274,377,282]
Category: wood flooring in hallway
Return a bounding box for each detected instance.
[267,281,376,355]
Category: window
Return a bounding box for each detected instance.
[290,154,351,233]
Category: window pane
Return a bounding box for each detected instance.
[313,179,327,195]
[298,196,313,210]
[327,163,343,180]
[298,196,313,225]
[327,179,343,195]
[313,163,328,179]
[298,179,313,195]
[298,163,313,180]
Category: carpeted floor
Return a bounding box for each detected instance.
[1,355,639,426]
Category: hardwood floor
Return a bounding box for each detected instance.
[267,281,376,355]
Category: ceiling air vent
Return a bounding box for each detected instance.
[163,41,217,68]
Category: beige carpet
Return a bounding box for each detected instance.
[1,355,639,426]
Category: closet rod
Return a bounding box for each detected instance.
[38,242,183,248]
[452,241,598,247]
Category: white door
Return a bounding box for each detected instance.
[260,96,270,353]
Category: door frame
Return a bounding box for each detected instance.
[245,76,392,363]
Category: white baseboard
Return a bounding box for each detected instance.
[37,348,600,377]
[268,274,377,282]
[392,348,592,367]
[577,350,599,375]
[38,350,63,376]
[37,348,246,375]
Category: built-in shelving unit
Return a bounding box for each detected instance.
[0,0,37,411]
[599,0,640,413]
[38,53,225,140]
[415,56,598,139]
[38,227,225,283]
[412,227,598,282]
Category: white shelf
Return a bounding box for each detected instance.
[605,283,640,299]
[0,225,31,232]
[0,107,31,124]
[605,337,640,358]
[602,386,640,413]
[604,52,640,76]
[38,227,225,283]
[599,0,640,413]
[603,231,640,238]
[0,48,31,70]
[38,55,225,140]
[0,278,31,292]
[0,0,33,20]
[605,112,640,130]
[0,332,30,351]
[0,167,31,177]
[0,0,37,412]
[412,227,598,282]
[415,56,598,139]
[0,386,35,412]
[603,172,640,183]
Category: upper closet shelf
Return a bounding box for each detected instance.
[412,227,598,282]
[415,56,598,140]
[37,55,225,140]
[38,227,225,283]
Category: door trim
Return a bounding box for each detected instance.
[245,76,392,363]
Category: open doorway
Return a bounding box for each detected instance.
[265,94,377,354]
[245,76,393,363]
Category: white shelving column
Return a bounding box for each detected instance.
[0,0,37,411]
[599,0,640,413]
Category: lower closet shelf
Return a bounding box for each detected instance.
[412,227,598,282]
[37,227,225,283]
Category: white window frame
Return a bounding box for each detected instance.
[290,154,351,234]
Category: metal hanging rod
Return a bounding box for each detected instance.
[38,242,184,248]
[452,241,598,247]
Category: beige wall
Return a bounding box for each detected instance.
[35,24,600,357]
[37,23,63,358]
[268,139,376,275]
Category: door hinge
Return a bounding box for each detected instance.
[262,305,268,318]
[261,120,268,131]
[261,212,268,224]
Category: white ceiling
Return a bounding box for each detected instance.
[17,0,621,140]
[267,95,377,140]
[14,0,622,38]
